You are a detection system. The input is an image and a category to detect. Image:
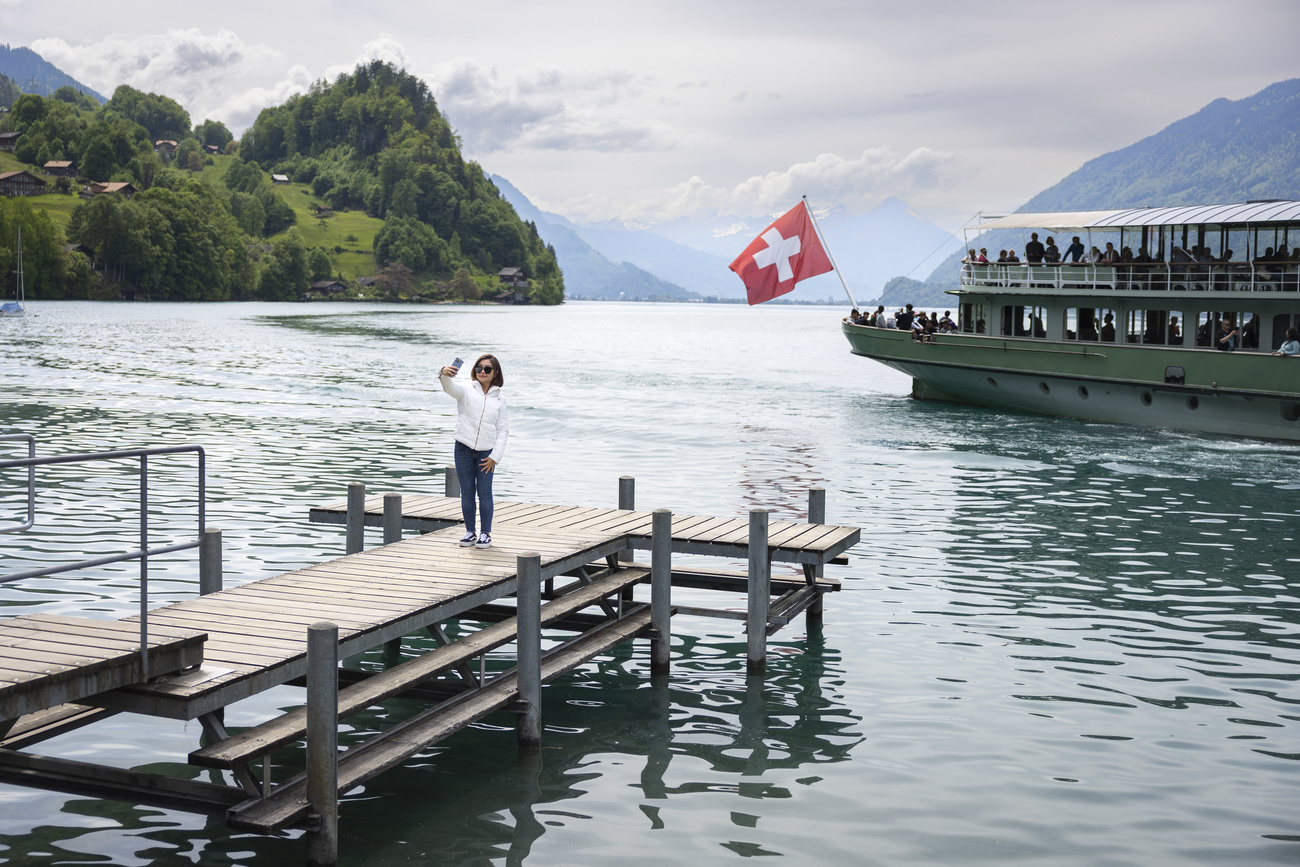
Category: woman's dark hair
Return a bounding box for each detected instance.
[474,353,504,388]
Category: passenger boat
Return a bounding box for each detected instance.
[1,226,26,317]
[842,201,1300,441]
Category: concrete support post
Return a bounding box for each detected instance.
[306,622,339,867]
[807,487,826,620]
[516,553,542,749]
[199,527,222,596]
[617,476,635,563]
[746,509,770,676]
[444,465,459,499]
[345,482,365,555]
[650,509,672,674]
[382,493,403,664]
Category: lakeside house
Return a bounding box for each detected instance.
[497,267,529,303]
[0,170,47,197]
[303,279,349,301]
[0,131,22,152]
[84,181,137,199]
[44,160,76,177]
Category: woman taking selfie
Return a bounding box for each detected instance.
[438,354,509,548]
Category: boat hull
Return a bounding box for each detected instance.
[843,323,1300,441]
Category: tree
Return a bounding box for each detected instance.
[374,262,413,299]
[105,84,190,142]
[186,151,202,172]
[80,136,116,181]
[195,119,232,149]
[308,247,332,282]
[450,267,479,301]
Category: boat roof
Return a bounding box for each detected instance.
[976,200,1300,230]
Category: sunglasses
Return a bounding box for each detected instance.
[474,365,494,374]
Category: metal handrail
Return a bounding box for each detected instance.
[0,443,206,679]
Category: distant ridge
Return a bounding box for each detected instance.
[910,77,1300,297]
[0,44,106,103]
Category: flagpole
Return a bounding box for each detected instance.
[803,195,858,310]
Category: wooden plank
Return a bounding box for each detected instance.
[192,567,650,770]
[0,704,117,750]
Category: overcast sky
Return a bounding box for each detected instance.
[4,0,1298,231]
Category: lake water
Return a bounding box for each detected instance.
[1,301,1297,866]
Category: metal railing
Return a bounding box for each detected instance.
[960,261,1300,293]
[0,439,207,679]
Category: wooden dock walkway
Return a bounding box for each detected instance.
[0,483,859,865]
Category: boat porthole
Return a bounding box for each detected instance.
[1141,392,1153,406]
[1187,397,1199,410]
[1078,386,1089,399]
[1039,382,1050,394]
[987,377,998,388]
[1283,403,1300,422]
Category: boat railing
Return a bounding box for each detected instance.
[961,261,1300,293]
[0,439,207,679]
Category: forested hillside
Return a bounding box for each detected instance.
[0,73,20,109]
[241,61,562,303]
[1,60,562,304]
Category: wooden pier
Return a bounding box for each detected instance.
[0,479,858,866]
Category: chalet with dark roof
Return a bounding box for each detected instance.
[155,140,178,155]
[44,160,76,177]
[0,170,47,197]
[86,181,137,199]
[0,132,22,152]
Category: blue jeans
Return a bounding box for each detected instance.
[454,440,494,534]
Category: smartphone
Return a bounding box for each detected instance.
[450,357,463,373]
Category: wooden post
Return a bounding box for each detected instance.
[650,509,671,674]
[306,621,339,867]
[516,552,542,749]
[807,487,826,620]
[444,465,459,499]
[382,494,402,664]
[199,527,222,596]
[617,476,634,563]
[345,482,365,555]
[746,509,770,676]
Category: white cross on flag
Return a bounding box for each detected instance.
[729,201,834,305]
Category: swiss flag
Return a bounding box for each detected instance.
[729,201,834,305]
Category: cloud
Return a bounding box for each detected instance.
[613,146,959,221]
[27,30,421,136]
[426,60,691,155]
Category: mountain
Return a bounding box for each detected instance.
[490,175,700,301]
[0,73,20,108]
[916,76,1300,294]
[0,44,106,103]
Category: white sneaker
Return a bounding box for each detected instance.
[458,532,477,547]
[475,533,492,549]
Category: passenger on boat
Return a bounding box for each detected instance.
[842,308,861,324]
[896,304,915,331]
[1273,327,1300,356]
[1064,236,1086,263]
[1216,318,1239,351]
[1134,246,1153,264]
[964,249,978,263]
[1006,249,1020,263]
[1044,237,1061,263]
[996,250,1008,263]
[977,248,989,264]
[1100,312,1116,342]
[872,304,886,326]
[1025,233,1045,263]
[1168,316,1182,344]
[1101,242,1120,264]
[939,311,957,332]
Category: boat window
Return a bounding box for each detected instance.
[1098,308,1117,342]
[1167,310,1184,346]
[1128,309,1183,345]
[1195,311,1218,347]
[1067,308,1099,341]
[1126,310,1147,344]
[1001,305,1046,338]
[961,302,987,334]
[1273,313,1300,350]
[1240,311,1260,350]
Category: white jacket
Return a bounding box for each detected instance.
[440,374,509,465]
